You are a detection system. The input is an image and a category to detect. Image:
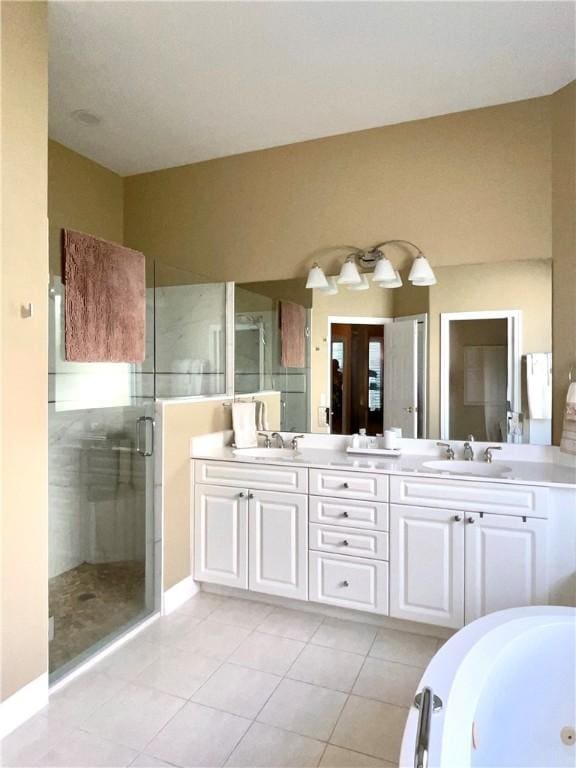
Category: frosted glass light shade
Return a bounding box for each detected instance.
[337,257,362,285]
[319,276,338,295]
[306,263,329,290]
[372,256,396,283]
[408,254,435,283]
[347,274,370,291]
[380,270,403,289]
[411,275,437,286]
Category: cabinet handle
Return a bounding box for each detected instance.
[343,482,349,489]
[467,516,475,524]
[453,515,462,522]
[342,511,349,518]
[342,580,349,587]
[248,492,254,499]
[238,492,246,498]
[342,540,349,546]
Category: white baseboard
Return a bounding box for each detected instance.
[162,575,199,615]
[0,673,48,739]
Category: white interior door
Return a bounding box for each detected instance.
[384,320,418,436]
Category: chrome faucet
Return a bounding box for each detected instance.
[271,432,285,448]
[463,441,475,461]
[291,434,304,450]
[436,442,455,460]
[258,432,272,448]
[484,446,502,463]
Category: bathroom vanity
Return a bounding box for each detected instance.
[190,435,576,630]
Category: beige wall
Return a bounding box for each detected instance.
[125,97,551,283]
[551,82,576,444]
[48,139,124,267]
[1,1,48,701]
[427,260,552,437]
[162,394,280,589]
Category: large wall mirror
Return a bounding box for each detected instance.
[234,258,552,445]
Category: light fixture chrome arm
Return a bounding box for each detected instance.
[370,239,424,256]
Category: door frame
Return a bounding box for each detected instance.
[326,316,392,433]
[440,309,522,441]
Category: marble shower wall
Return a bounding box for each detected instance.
[155,282,227,398]
[49,406,148,578]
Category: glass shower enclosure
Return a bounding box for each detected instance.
[48,259,158,681]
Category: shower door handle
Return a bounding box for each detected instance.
[137,416,155,457]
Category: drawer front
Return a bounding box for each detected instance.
[309,552,388,614]
[195,460,308,493]
[390,475,548,518]
[309,496,389,531]
[309,523,389,561]
[309,469,388,501]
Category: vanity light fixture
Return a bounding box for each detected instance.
[306,239,436,292]
[337,256,362,285]
[347,274,370,291]
[319,276,339,295]
[305,263,330,290]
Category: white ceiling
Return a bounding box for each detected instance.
[48,1,576,176]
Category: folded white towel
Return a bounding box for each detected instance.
[526,353,552,420]
[232,401,258,448]
[560,382,576,455]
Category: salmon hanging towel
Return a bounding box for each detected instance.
[280,301,307,368]
[64,229,146,362]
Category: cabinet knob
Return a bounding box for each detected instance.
[467,516,475,524]
[238,492,246,498]
[343,482,349,489]
[341,580,349,588]
[248,492,254,499]
[342,540,349,546]
[342,511,349,518]
[453,515,462,522]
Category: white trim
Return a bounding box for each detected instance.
[440,310,522,441]
[162,575,199,615]
[394,314,428,439]
[0,673,48,739]
[225,282,235,397]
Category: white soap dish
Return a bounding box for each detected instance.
[346,446,401,458]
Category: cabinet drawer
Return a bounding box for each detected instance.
[390,475,548,518]
[309,496,389,531]
[309,552,388,614]
[309,523,389,561]
[309,469,388,501]
[195,460,308,493]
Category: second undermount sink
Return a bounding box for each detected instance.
[422,460,512,478]
[233,447,299,460]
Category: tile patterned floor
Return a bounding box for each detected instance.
[1,593,445,768]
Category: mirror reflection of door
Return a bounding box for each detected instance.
[330,323,384,434]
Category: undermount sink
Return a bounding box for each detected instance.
[422,460,512,478]
[233,447,299,460]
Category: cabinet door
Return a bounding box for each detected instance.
[390,504,465,628]
[249,491,308,600]
[194,484,248,588]
[465,512,548,623]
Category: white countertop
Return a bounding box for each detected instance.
[191,443,576,489]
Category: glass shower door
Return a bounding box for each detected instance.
[48,262,158,680]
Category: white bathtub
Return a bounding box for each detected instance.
[400,606,576,768]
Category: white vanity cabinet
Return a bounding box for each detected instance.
[194,484,248,589]
[464,511,547,623]
[193,463,308,600]
[389,476,549,628]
